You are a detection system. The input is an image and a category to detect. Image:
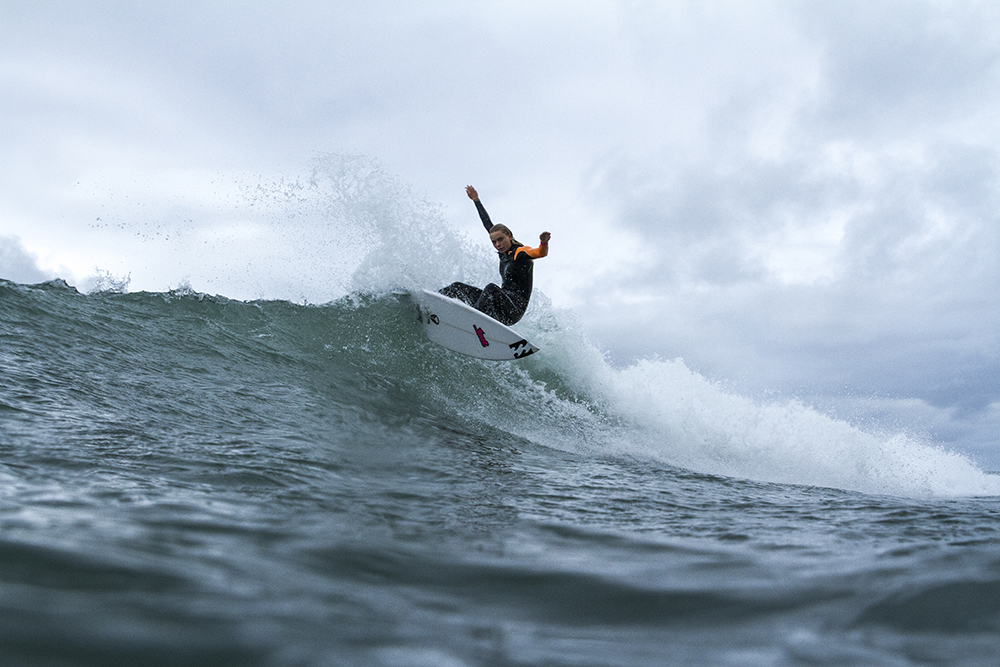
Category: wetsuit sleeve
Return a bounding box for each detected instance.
[474,200,493,233]
[516,245,548,259]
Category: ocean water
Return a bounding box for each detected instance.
[3,157,1000,666]
[2,277,999,667]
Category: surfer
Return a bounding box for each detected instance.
[440,185,550,326]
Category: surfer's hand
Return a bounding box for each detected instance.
[465,185,479,201]
[539,232,551,244]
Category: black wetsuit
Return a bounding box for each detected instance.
[440,199,540,326]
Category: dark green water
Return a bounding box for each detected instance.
[2,279,999,666]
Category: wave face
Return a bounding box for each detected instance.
[2,156,999,665]
[3,276,993,500]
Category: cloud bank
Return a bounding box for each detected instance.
[0,235,51,284]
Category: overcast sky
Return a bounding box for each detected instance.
[3,1,999,464]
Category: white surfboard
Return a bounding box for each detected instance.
[409,289,538,361]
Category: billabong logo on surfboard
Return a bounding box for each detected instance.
[473,325,489,347]
[509,339,534,358]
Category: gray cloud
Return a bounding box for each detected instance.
[0,235,51,284]
[803,0,1000,138]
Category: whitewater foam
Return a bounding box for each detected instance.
[500,337,1000,497]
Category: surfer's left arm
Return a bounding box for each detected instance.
[521,232,550,259]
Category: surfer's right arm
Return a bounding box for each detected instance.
[518,233,550,259]
[466,185,493,232]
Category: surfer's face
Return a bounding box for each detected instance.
[490,229,513,253]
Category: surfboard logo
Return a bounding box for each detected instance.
[509,339,535,358]
[417,307,440,325]
[473,325,489,347]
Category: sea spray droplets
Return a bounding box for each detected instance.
[232,153,491,301]
[305,153,487,295]
[84,268,131,294]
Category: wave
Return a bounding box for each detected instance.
[3,272,998,499]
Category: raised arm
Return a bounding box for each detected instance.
[466,185,493,233]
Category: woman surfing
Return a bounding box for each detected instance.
[439,185,551,326]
